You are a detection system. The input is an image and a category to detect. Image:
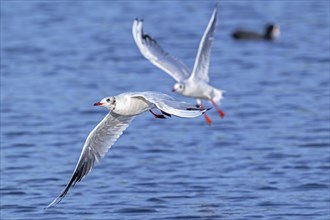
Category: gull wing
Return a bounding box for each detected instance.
[132,19,191,82]
[189,5,218,83]
[47,112,134,208]
[132,92,206,118]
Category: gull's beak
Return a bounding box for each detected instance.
[94,102,103,106]
[171,88,176,92]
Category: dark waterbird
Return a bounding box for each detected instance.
[232,23,280,41]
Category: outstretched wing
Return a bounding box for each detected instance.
[189,5,218,83]
[132,91,206,118]
[132,19,191,82]
[47,112,134,208]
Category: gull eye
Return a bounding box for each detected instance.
[106,98,111,102]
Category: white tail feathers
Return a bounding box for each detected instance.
[211,88,225,103]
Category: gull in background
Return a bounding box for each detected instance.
[47,91,206,208]
[132,5,224,125]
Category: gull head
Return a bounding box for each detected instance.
[172,82,185,93]
[94,96,116,111]
[265,23,280,40]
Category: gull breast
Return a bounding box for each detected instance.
[113,95,153,116]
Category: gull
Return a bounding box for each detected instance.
[47,91,206,208]
[132,4,224,125]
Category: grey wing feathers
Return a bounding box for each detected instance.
[47,112,134,208]
[134,92,206,118]
[190,5,218,82]
[132,19,191,82]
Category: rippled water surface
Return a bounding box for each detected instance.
[1,1,329,219]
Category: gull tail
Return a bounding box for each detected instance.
[211,88,225,104]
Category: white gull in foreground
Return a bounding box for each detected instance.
[132,5,224,125]
[47,91,206,208]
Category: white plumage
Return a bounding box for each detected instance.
[47,91,205,208]
[132,4,225,125]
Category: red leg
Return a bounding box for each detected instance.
[199,104,211,125]
[210,100,224,118]
[149,110,166,119]
[203,113,212,125]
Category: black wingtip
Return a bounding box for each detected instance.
[215,1,219,9]
[46,195,63,209]
[142,33,156,42]
[134,18,143,22]
[186,107,203,111]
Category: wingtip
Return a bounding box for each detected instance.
[134,18,143,22]
[213,2,219,15]
[45,197,62,209]
[215,1,219,9]
[201,107,212,115]
[45,185,70,209]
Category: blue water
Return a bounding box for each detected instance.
[1,1,329,219]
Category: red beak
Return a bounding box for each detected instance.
[171,88,176,92]
[94,102,102,106]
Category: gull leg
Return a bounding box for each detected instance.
[196,99,211,125]
[201,104,212,125]
[210,99,224,118]
[149,110,166,119]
